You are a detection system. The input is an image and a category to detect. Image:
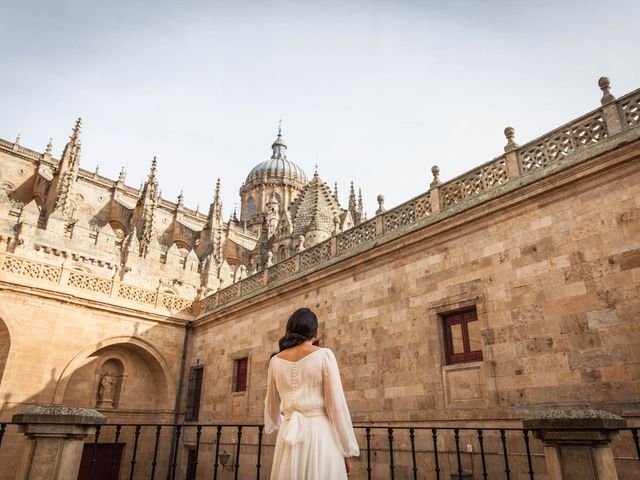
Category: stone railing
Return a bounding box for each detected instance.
[0,138,42,161]
[0,252,196,315]
[199,82,640,316]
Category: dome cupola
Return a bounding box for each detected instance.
[239,123,308,228]
[244,122,307,184]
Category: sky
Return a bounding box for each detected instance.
[1,0,638,218]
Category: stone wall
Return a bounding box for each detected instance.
[190,134,640,428]
[0,281,186,479]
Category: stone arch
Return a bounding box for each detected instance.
[0,181,15,196]
[0,316,10,388]
[173,240,190,257]
[109,220,127,239]
[69,262,92,274]
[54,336,175,411]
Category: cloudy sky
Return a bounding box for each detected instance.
[1,0,638,217]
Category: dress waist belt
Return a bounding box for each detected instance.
[282,409,327,445]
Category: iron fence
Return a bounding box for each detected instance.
[1,421,639,479]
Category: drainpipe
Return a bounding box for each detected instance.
[167,321,190,479]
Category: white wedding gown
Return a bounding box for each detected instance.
[264,348,360,480]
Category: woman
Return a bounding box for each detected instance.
[264,308,360,479]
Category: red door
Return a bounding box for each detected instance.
[77,444,124,480]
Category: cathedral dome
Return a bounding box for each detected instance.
[246,158,307,183]
[245,125,307,184]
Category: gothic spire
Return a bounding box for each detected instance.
[137,157,159,257]
[59,117,82,174]
[51,118,82,217]
[348,181,356,213]
[206,178,223,227]
[139,156,159,204]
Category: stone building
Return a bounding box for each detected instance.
[0,77,639,479]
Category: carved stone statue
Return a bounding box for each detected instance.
[97,373,116,407]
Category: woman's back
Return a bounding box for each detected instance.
[264,308,358,479]
[270,348,328,417]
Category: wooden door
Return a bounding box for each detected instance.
[77,443,125,480]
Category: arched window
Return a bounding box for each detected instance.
[246,197,255,217]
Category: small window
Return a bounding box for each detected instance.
[185,366,204,420]
[246,198,255,218]
[442,308,483,364]
[234,357,248,393]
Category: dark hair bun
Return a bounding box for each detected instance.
[278,308,318,352]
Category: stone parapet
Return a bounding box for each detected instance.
[200,86,640,316]
[0,251,197,319]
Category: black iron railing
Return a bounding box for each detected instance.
[1,422,639,479]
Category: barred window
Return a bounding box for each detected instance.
[185,366,204,420]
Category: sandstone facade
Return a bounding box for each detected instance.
[0,78,639,478]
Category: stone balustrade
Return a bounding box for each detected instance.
[0,251,196,315]
[200,86,640,315]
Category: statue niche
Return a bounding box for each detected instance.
[96,358,124,409]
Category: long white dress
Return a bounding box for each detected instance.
[264,348,360,480]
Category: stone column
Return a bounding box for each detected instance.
[523,409,626,480]
[12,405,106,480]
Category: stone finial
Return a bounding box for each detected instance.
[177,190,184,209]
[334,182,339,201]
[430,165,441,188]
[376,194,385,215]
[45,138,53,155]
[598,76,615,105]
[504,126,517,152]
[333,215,340,234]
[118,166,126,183]
[94,165,100,175]
[14,133,20,145]
[266,250,274,267]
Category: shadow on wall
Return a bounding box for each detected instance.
[0,313,184,480]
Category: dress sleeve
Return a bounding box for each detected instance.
[322,349,360,457]
[264,358,282,434]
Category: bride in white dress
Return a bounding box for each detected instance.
[264,308,360,479]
